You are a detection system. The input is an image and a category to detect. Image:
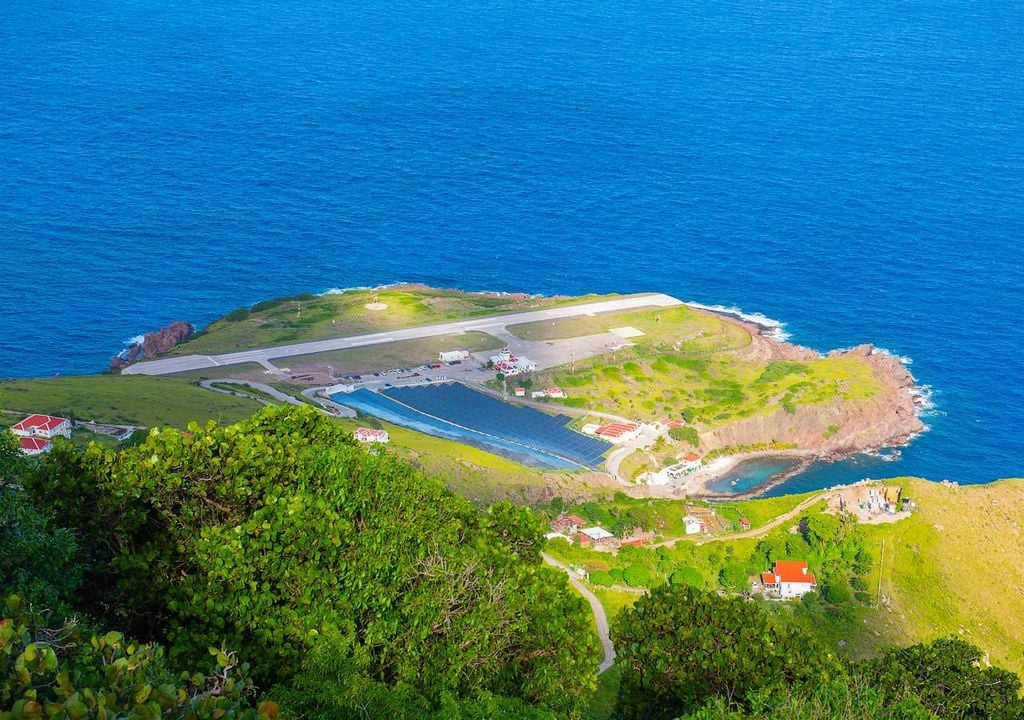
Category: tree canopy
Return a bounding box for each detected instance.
[24,406,598,715]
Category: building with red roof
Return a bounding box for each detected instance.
[18,436,53,456]
[594,422,641,444]
[761,560,817,598]
[354,427,390,443]
[10,414,71,440]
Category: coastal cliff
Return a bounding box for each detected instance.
[698,336,924,456]
[111,322,194,369]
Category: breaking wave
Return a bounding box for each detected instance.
[686,301,791,342]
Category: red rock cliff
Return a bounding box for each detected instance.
[111,321,194,369]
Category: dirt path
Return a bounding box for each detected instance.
[542,553,616,673]
[650,492,830,549]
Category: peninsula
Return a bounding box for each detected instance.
[6,284,922,500]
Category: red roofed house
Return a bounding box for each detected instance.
[354,427,390,444]
[739,517,751,530]
[18,436,52,456]
[549,515,584,536]
[761,560,817,598]
[11,414,71,440]
[514,386,527,397]
[545,387,566,399]
[659,417,684,429]
[594,422,641,444]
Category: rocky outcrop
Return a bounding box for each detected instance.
[699,343,925,456]
[111,321,194,369]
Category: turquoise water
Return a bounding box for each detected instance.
[2,0,1023,492]
[704,458,802,496]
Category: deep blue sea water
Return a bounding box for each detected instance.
[2,0,1023,491]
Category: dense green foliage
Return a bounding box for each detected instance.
[610,584,1023,720]
[0,595,269,720]
[24,407,598,714]
[860,637,1023,719]
[612,585,842,719]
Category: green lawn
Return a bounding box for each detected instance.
[280,331,504,375]
[165,287,620,357]
[0,375,262,428]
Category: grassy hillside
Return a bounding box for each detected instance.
[0,375,262,428]
[165,286,618,357]
[520,305,881,428]
[859,477,1024,676]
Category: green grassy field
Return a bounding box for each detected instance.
[854,477,1024,677]
[164,287,619,357]
[0,375,263,428]
[519,305,882,429]
[281,331,504,375]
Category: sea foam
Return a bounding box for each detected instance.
[686,301,791,342]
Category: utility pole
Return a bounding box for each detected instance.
[875,539,885,609]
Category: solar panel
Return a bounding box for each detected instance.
[381,383,612,468]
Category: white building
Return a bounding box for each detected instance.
[11,414,71,440]
[327,383,356,394]
[683,516,705,535]
[761,561,817,599]
[579,527,614,542]
[354,427,390,443]
[439,350,470,363]
[490,348,537,377]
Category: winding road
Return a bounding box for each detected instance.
[542,553,616,673]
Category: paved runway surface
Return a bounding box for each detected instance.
[122,293,681,376]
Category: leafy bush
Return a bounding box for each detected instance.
[669,426,700,446]
[0,595,267,720]
[622,565,652,588]
[26,407,599,714]
[613,585,841,720]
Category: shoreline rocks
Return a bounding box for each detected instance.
[111,321,194,369]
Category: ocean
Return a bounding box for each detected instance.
[2,0,1022,491]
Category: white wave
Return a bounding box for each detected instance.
[319,285,379,296]
[870,346,914,366]
[320,283,543,298]
[686,301,791,341]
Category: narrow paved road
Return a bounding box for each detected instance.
[542,553,616,673]
[123,293,682,376]
[650,492,831,549]
[200,379,306,406]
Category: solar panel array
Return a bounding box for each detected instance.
[382,383,613,468]
[332,389,580,470]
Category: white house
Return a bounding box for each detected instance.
[761,561,817,599]
[683,516,705,535]
[18,436,52,456]
[327,383,357,394]
[514,387,527,397]
[354,427,390,444]
[439,350,470,363]
[11,414,71,440]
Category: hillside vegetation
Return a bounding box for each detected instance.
[861,477,1024,677]
[2,420,1022,719]
[523,305,881,430]
[0,374,262,427]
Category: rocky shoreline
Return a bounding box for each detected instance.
[657,307,928,499]
[111,321,194,369]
